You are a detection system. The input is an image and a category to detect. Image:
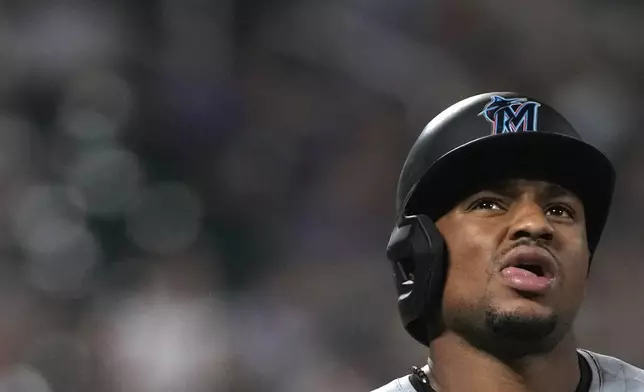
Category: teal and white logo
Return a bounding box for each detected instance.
[479,95,541,134]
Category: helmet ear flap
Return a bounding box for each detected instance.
[386,215,448,346]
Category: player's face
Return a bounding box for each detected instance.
[435,179,589,357]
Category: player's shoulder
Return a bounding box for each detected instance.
[578,348,644,391]
[370,351,644,392]
[370,365,429,392]
[369,377,414,392]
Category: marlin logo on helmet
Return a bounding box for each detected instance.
[479,95,541,134]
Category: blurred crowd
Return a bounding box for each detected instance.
[0,0,643,391]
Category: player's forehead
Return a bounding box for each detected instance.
[470,178,578,200]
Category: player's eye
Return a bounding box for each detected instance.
[469,198,504,211]
[545,204,575,219]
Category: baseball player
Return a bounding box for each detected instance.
[373,92,644,392]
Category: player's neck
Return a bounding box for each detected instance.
[427,331,581,392]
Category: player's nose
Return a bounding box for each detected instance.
[507,201,555,243]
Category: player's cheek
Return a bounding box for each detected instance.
[557,257,588,311]
[443,254,488,305]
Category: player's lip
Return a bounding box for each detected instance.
[498,245,558,280]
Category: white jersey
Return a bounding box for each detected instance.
[371,349,644,392]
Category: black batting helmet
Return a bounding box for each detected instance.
[386,92,616,347]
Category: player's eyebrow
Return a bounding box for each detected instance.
[475,180,520,197]
[477,180,574,200]
[542,183,575,200]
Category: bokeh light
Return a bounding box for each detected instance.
[64,147,144,217]
[125,182,203,254]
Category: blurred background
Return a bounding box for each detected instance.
[0,0,642,391]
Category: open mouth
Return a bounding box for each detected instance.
[514,263,548,278]
[499,246,558,293]
[500,246,557,278]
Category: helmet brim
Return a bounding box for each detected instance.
[404,131,616,253]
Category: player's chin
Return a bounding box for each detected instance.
[490,286,555,312]
[491,296,558,320]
